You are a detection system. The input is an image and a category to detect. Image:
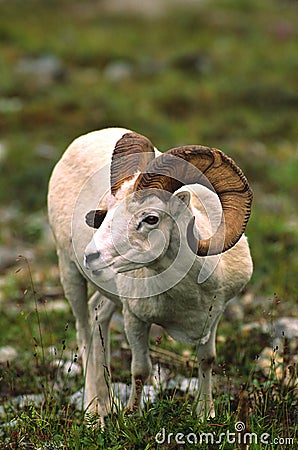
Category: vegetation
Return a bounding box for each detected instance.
[0,0,297,448]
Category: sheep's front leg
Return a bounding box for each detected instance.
[196,314,221,419]
[88,293,117,419]
[57,255,95,408]
[123,304,152,412]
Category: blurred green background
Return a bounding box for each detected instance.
[0,2,297,446]
[0,0,297,302]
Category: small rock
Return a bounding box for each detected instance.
[141,385,156,407]
[69,389,84,410]
[173,52,212,75]
[271,20,295,41]
[242,317,298,348]
[256,347,283,380]
[0,142,7,163]
[103,60,134,81]
[112,382,131,406]
[0,205,20,223]
[35,143,56,160]
[256,347,297,386]
[179,377,199,395]
[62,360,81,377]
[241,321,268,335]
[224,297,244,321]
[0,346,18,363]
[41,299,69,313]
[69,383,132,410]
[151,363,170,389]
[0,247,18,271]
[217,335,226,344]
[271,317,298,354]
[5,393,44,411]
[51,356,80,375]
[0,97,22,114]
[272,317,298,341]
[3,419,18,428]
[241,291,255,306]
[47,346,59,357]
[16,54,65,86]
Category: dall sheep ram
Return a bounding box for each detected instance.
[48,127,253,422]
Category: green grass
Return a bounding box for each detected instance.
[0,0,297,447]
[1,336,296,449]
[0,259,296,448]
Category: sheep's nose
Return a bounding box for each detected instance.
[84,249,101,268]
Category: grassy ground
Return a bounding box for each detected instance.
[0,0,297,448]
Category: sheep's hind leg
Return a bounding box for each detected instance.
[123,304,152,413]
[196,314,221,419]
[88,292,117,421]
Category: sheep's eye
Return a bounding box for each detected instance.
[143,215,159,225]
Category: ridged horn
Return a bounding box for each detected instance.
[110,132,155,196]
[134,145,253,256]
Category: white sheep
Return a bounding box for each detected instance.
[48,127,253,422]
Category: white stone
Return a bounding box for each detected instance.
[0,346,18,363]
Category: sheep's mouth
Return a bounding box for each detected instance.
[92,269,103,275]
[91,263,114,275]
[115,266,133,273]
[114,262,146,273]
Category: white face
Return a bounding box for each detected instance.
[84,191,191,279]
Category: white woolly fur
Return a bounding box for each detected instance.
[48,127,253,423]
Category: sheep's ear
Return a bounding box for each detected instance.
[85,209,107,228]
[170,190,191,217]
[175,191,190,206]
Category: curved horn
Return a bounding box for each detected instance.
[110,132,155,196]
[86,132,155,229]
[134,145,253,256]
